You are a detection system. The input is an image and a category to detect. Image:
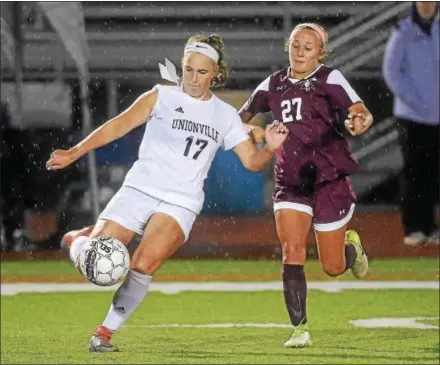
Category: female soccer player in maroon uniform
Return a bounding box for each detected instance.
[240,23,373,348]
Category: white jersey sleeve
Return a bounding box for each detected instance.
[222,112,250,151]
[326,69,362,110]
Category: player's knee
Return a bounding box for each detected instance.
[130,248,167,276]
[130,257,157,276]
[281,241,307,263]
[322,261,345,277]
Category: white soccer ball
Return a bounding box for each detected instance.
[78,236,130,286]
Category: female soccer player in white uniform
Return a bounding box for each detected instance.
[46,34,288,352]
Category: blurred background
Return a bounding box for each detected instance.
[0,1,438,258]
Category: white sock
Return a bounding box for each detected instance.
[102,270,153,332]
[69,236,89,264]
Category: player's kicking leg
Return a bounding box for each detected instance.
[88,211,190,352]
[60,226,121,352]
[60,221,136,352]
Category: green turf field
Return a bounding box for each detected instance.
[2,257,439,280]
[1,258,439,364]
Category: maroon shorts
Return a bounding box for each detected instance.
[273,176,357,231]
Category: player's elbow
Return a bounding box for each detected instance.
[245,163,261,173]
[241,154,261,172]
[234,140,271,172]
[243,155,267,173]
[242,160,257,172]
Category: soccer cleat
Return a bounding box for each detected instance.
[283,323,312,348]
[89,326,119,352]
[60,226,94,272]
[89,335,120,352]
[60,225,94,251]
[345,229,368,279]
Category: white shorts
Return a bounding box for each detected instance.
[99,186,197,241]
[273,202,356,232]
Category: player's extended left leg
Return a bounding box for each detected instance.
[89,212,189,352]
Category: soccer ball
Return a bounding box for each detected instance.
[78,236,130,286]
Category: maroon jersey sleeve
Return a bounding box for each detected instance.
[241,76,271,114]
[325,69,362,110]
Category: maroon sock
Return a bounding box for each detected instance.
[282,264,307,326]
[344,244,357,272]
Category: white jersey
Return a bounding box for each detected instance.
[123,84,249,214]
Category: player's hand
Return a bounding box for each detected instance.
[344,112,373,136]
[46,149,78,170]
[264,120,288,152]
[248,125,265,144]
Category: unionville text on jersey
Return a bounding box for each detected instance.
[172,119,220,143]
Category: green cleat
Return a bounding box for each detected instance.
[283,323,312,348]
[345,230,369,279]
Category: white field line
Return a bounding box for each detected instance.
[125,323,293,329]
[124,317,440,330]
[1,280,438,296]
[349,317,440,330]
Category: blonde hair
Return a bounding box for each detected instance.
[184,34,228,88]
[285,23,329,63]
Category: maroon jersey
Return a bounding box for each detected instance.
[243,65,361,191]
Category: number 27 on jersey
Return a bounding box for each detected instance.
[281,97,302,123]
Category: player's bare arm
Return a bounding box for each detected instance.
[239,109,254,124]
[239,109,266,144]
[344,102,374,136]
[233,120,288,172]
[46,88,159,170]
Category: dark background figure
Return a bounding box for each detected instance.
[0,99,71,251]
[382,1,440,246]
[0,101,27,251]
